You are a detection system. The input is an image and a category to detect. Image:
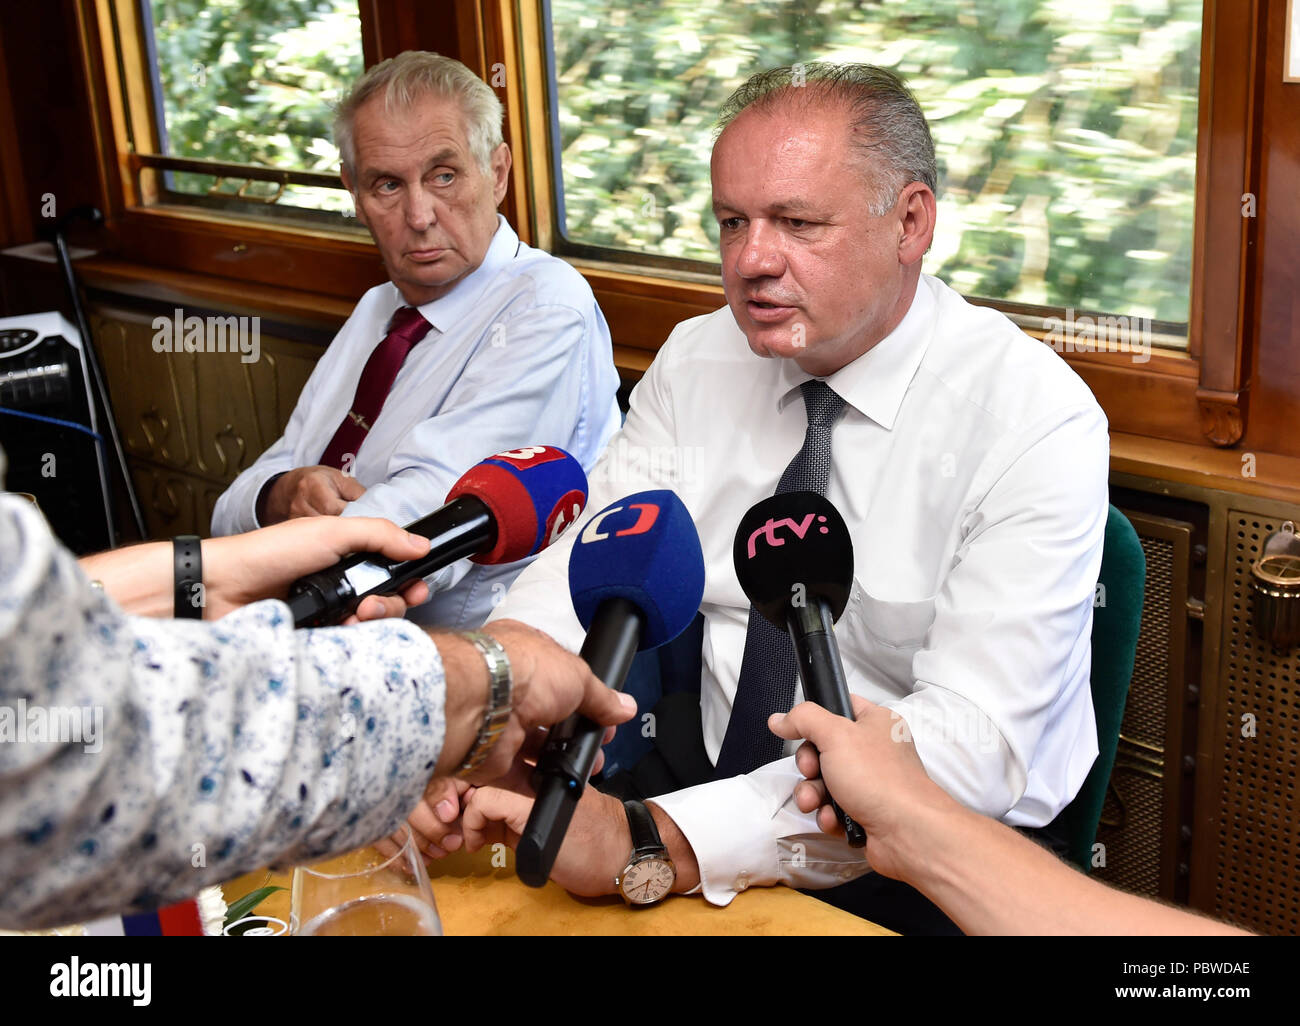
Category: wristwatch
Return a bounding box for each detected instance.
[615,800,676,906]
[455,631,513,778]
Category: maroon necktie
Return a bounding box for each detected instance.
[318,306,431,469]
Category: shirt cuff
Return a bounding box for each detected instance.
[253,472,287,529]
[650,758,871,906]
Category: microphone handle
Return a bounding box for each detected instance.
[516,597,645,888]
[788,600,867,848]
[287,496,495,627]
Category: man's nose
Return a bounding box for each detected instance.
[734,221,784,279]
[405,186,438,232]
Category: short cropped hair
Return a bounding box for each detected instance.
[335,51,504,178]
[716,63,937,215]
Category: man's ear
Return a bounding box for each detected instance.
[490,143,512,207]
[897,182,937,267]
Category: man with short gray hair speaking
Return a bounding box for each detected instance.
[212,51,621,630]
[464,63,1110,934]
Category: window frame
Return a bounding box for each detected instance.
[75,0,1261,449]
[77,0,477,301]
[505,0,1260,448]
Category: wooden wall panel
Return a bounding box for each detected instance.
[1239,0,1300,458]
[89,302,322,538]
[0,1,102,246]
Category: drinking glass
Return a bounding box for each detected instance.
[290,824,441,936]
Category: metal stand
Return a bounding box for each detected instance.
[50,207,146,545]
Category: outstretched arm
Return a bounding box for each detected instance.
[770,697,1250,936]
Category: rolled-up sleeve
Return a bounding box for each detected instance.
[0,496,446,930]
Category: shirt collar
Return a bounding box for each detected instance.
[403,215,519,333]
[775,275,937,431]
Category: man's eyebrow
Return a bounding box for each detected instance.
[361,147,462,184]
[769,199,830,218]
[710,197,831,219]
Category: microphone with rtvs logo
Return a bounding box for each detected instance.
[734,490,866,847]
[286,446,587,628]
[515,488,706,888]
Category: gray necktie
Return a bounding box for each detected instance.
[715,379,847,778]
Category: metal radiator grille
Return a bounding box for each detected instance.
[1213,514,1300,935]
[1095,529,1176,897]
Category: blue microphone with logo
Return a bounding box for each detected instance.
[515,489,706,888]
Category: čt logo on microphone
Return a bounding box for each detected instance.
[746,513,830,558]
[579,502,661,544]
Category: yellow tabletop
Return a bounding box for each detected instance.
[221,846,893,937]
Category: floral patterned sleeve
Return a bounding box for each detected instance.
[0,495,446,930]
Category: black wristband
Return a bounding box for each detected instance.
[173,535,203,619]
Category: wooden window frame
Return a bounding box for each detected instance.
[501,0,1263,448]
[75,0,483,302]
[76,0,1262,449]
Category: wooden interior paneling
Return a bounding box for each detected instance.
[2,2,1300,934]
[0,1,103,245]
[1240,0,1300,458]
[89,302,324,539]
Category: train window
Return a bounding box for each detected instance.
[542,0,1202,349]
[125,0,364,228]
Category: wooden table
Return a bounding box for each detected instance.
[221,846,893,936]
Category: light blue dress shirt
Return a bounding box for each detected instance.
[211,216,622,629]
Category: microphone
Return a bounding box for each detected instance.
[733,491,867,848]
[515,489,706,888]
[287,446,587,627]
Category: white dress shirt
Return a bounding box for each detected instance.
[490,273,1110,905]
[0,489,445,930]
[212,216,623,630]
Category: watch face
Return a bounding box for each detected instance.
[620,857,675,904]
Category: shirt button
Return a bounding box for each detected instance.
[735,872,749,891]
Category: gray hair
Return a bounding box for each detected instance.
[716,63,937,216]
[334,51,504,179]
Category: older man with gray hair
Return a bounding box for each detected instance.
[467,63,1111,934]
[212,51,621,630]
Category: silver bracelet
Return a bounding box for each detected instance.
[455,631,513,778]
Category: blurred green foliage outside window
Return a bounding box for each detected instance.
[145,0,362,217]
[548,0,1202,333]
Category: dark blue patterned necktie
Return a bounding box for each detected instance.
[714,379,847,778]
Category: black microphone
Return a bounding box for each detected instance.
[287,497,493,627]
[515,489,706,888]
[733,491,866,847]
[287,446,587,627]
